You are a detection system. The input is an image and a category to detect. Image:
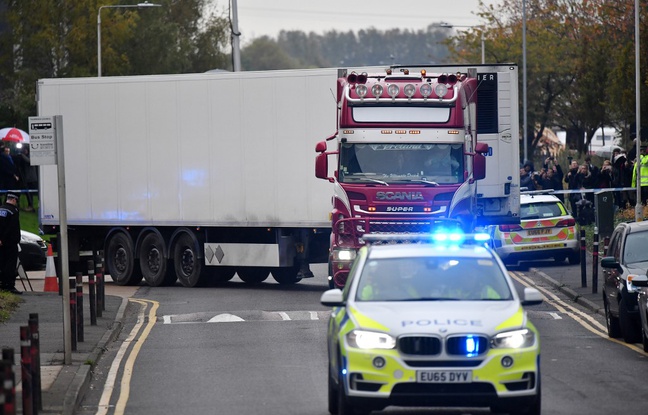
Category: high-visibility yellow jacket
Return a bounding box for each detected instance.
[632,155,648,187]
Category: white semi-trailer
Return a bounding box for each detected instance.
[37,69,337,287]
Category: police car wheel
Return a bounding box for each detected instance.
[327,366,339,415]
[553,254,567,263]
[568,252,581,265]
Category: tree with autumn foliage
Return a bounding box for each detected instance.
[448,0,648,161]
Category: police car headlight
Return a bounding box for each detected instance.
[491,329,535,349]
[333,249,356,262]
[347,330,396,349]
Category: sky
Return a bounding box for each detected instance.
[211,0,501,44]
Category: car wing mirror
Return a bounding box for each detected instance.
[600,256,621,271]
[521,287,543,306]
[321,289,345,307]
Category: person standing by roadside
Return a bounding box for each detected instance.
[0,193,21,294]
[540,156,565,202]
[632,145,648,205]
[15,146,37,211]
[0,144,19,191]
[564,160,581,211]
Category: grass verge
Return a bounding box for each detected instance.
[0,291,23,323]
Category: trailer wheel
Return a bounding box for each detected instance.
[237,268,269,284]
[105,232,142,286]
[271,266,302,285]
[140,233,176,287]
[173,232,203,287]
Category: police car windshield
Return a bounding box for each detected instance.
[356,256,513,302]
[520,201,563,220]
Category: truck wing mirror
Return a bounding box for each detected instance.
[475,142,489,154]
[473,153,486,180]
[316,152,334,182]
[315,140,327,152]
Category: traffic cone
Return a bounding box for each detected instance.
[43,244,59,292]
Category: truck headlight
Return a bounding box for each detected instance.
[491,329,535,349]
[347,330,396,349]
[333,249,356,262]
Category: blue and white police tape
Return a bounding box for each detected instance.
[521,187,638,195]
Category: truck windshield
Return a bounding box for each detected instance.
[339,143,464,184]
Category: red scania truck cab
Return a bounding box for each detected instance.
[316,65,521,288]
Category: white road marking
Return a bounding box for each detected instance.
[207,313,245,323]
[549,312,562,320]
[161,310,328,324]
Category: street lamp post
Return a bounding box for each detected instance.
[439,23,485,64]
[97,1,162,77]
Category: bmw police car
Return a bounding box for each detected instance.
[321,232,543,415]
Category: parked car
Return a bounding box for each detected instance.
[601,221,648,344]
[489,193,580,266]
[631,275,648,351]
[19,230,47,271]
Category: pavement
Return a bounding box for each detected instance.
[0,253,606,415]
[0,271,137,414]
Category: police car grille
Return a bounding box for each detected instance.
[398,336,442,356]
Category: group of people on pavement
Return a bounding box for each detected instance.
[0,141,36,295]
[0,142,38,212]
[520,145,648,215]
[0,192,21,294]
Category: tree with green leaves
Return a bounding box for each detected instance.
[0,0,231,130]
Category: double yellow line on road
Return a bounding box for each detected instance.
[96,298,159,415]
[509,271,645,355]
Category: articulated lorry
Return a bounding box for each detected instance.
[37,69,341,287]
[315,64,521,288]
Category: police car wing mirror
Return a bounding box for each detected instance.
[320,289,345,307]
[521,287,543,306]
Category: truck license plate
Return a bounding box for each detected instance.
[417,370,472,383]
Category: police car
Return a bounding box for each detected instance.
[321,232,543,415]
[489,193,580,266]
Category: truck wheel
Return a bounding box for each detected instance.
[139,233,176,287]
[173,232,203,287]
[105,232,142,286]
[237,268,269,284]
[271,266,302,285]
